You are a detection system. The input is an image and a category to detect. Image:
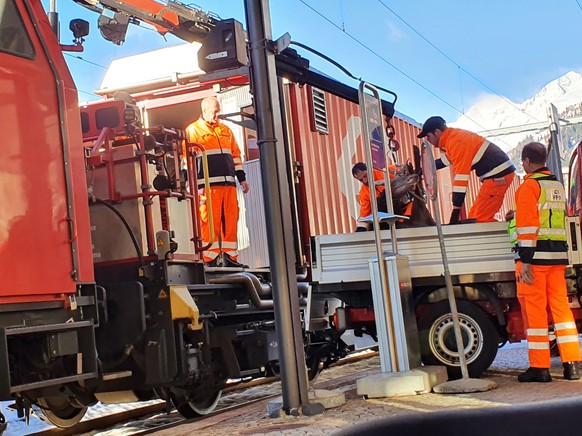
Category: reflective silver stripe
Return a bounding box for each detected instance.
[527,328,549,336]
[233,157,242,164]
[452,186,467,193]
[538,228,567,237]
[517,226,539,234]
[556,335,580,344]
[539,202,566,210]
[538,181,563,188]
[554,322,577,330]
[202,242,221,250]
[528,342,550,350]
[518,240,537,247]
[472,140,490,165]
[205,148,232,156]
[441,154,451,166]
[454,174,470,181]
[532,251,569,260]
[225,249,239,257]
[479,160,513,181]
[202,175,237,184]
[357,222,371,231]
[374,180,384,187]
[221,241,238,249]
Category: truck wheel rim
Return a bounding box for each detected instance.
[429,312,483,366]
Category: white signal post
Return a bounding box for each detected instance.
[358,82,401,372]
[356,84,446,398]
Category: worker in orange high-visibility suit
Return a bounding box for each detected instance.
[417,116,515,224]
[509,141,580,382]
[186,97,250,267]
[352,162,404,232]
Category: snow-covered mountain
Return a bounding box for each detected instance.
[451,71,582,161]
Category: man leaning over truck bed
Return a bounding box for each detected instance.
[417,116,515,224]
[352,162,399,232]
[510,141,580,382]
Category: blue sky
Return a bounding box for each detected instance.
[48,0,582,124]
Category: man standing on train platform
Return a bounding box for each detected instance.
[510,141,580,382]
[186,96,250,267]
[417,116,515,224]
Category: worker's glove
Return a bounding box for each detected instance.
[449,208,461,225]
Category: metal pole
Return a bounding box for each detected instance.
[547,104,564,184]
[48,0,59,39]
[422,141,469,379]
[243,0,319,415]
[359,82,399,371]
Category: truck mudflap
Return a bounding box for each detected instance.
[0,321,98,398]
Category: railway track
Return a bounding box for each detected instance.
[25,350,378,436]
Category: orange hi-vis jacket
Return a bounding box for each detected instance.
[185,117,246,188]
[513,169,579,368]
[356,166,401,231]
[435,128,515,209]
[358,169,386,219]
[513,169,568,265]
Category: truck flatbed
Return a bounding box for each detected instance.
[312,221,518,284]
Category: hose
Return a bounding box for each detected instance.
[91,198,146,266]
[209,272,308,309]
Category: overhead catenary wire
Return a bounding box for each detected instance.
[295,0,516,150]
[64,52,108,69]
[375,0,543,124]
[296,0,455,111]
[62,54,105,97]
[78,89,100,98]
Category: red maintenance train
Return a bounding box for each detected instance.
[0,0,411,427]
[5,0,574,430]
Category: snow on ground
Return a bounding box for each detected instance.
[3,339,579,435]
[2,400,164,436]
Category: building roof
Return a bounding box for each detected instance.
[98,42,202,93]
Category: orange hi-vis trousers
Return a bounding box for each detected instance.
[468,172,515,222]
[200,185,239,262]
[516,262,581,368]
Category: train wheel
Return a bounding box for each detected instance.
[37,396,87,428]
[418,300,499,379]
[170,388,222,418]
[307,356,324,382]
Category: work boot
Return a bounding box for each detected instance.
[517,367,552,383]
[563,362,580,380]
[223,254,248,268]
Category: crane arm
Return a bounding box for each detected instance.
[73,0,218,44]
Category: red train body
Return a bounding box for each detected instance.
[0,0,553,430]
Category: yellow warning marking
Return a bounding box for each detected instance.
[157,237,165,246]
[158,290,168,299]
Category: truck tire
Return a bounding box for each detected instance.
[418,300,499,379]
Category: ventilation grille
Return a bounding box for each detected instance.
[310,87,329,134]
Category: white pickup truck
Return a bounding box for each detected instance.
[309,218,582,377]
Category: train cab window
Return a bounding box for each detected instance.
[80,111,90,134]
[0,0,35,58]
[95,107,122,130]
